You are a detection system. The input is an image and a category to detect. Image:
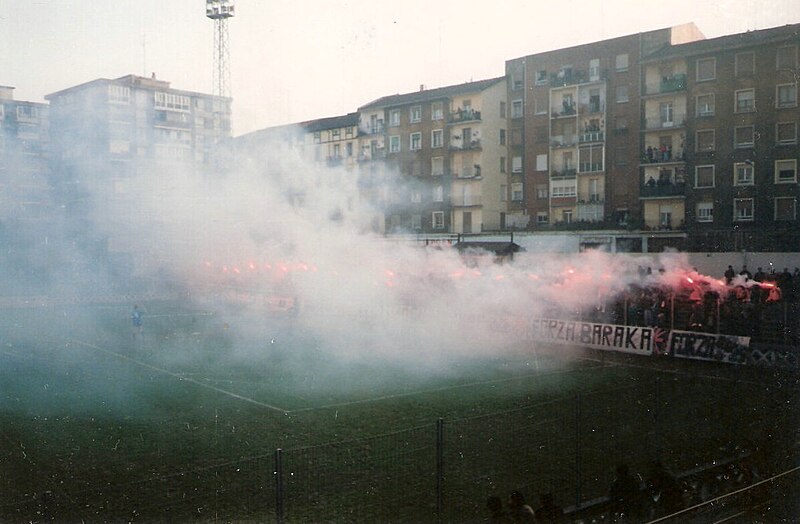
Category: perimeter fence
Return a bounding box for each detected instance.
[4,368,797,523]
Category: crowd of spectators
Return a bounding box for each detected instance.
[588,264,800,344]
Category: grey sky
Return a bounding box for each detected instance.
[2,0,798,135]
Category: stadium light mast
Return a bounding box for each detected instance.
[206,0,235,99]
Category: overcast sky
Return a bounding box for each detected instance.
[1,0,798,136]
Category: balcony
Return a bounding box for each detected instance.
[579,162,604,173]
[450,138,481,151]
[550,134,578,148]
[549,69,607,87]
[452,195,482,207]
[640,180,686,198]
[551,168,577,179]
[579,103,605,115]
[644,74,687,95]
[552,103,577,118]
[579,130,605,143]
[643,114,686,131]
[358,149,386,162]
[641,147,685,164]
[360,123,385,135]
[449,109,481,123]
[456,164,482,178]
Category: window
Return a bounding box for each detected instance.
[499,129,506,146]
[735,52,755,76]
[734,198,754,221]
[410,132,422,151]
[735,162,754,185]
[659,102,674,126]
[431,156,444,176]
[696,58,716,81]
[431,102,443,121]
[775,197,797,220]
[511,99,523,118]
[411,190,422,203]
[108,84,130,103]
[432,211,445,230]
[512,156,523,173]
[696,93,715,116]
[346,126,354,138]
[411,215,422,230]
[389,135,400,153]
[735,89,755,112]
[154,92,190,111]
[579,144,604,172]
[615,54,629,72]
[776,45,798,70]
[776,84,797,108]
[432,186,444,202]
[501,185,508,201]
[500,157,506,173]
[696,129,715,152]
[535,69,548,84]
[696,202,714,223]
[410,106,422,123]
[536,154,548,171]
[614,116,628,132]
[536,184,548,199]
[313,132,321,144]
[431,129,443,148]
[551,183,576,197]
[734,126,754,148]
[389,109,401,127]
[695,165,715,188]
[775,159,797,183]
[562,210,574,223]
[331,128,340,139]
[659,206,672,228]
[615,85,629,103]
[777,122,797,144]
[511,183,523,201]
[537,212,549,225]
[499,101,506,118]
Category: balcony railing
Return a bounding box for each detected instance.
[456,164,482,178]
[358,149,386,162]
[579,130,605,143]
[579,162,604,173]
[643,114,686,131]
[549,69,607,87]
[644,74,687,95]
[641,148,685,164]
[551,168,577,179]
[452,195,482,207]
[550,134,578,148]
[552,103,577,118]
[640,181,686,198]
[579,103,605,115]
[359,123,384,135]
[450,139,481,151]
[449,109,481,123]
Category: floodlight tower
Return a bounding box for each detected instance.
[206,0,235,99]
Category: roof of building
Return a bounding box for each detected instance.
[643,22,800,61]
[359,76,505,110]
[45,74,228,101]
[302,112,359,132]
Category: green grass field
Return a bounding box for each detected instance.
[1,301,797,522]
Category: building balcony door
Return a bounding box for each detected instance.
[463,211,472,233]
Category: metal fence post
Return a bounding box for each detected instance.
[275,448,284,524]
[436,418,444,522]
[575,394,582,508]
[655,377,661,464]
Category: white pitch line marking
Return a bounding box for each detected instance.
[67,339,287,413]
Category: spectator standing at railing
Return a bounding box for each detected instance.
[739,265,752,281]
[724,265,735,284]
[644,462,684,519]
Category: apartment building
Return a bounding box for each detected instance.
[358,77,507,234]
[505,24,705,232]
[0,86,51,223]
[45,74,231,266]
[641,23,800,251]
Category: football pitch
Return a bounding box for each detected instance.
[1,302,797,522]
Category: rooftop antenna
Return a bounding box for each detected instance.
[206,0,235,98]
